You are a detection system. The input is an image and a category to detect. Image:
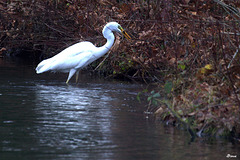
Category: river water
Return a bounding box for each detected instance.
[0,59,239,160]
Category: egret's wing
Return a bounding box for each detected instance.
[50,51,94,72]
[36,42,96,73]
[54,42,95,58]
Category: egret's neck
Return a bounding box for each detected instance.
[104,34,115,51]
[95,28,115,58]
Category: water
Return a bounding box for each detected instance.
[0,60,239,160]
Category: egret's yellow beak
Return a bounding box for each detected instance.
[119,27,131,40]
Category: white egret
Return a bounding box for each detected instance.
[36,22,131,84]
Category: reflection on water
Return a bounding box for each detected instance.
[0,61,239,160]
[33,84,116,159]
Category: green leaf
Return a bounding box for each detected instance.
[136,92,141,102]
[178,64,186,70]
[147,96,152,102]
[153,92,160,98]
[177,61,186,70]
[152,99,158,106]
[177,109,183,115]
[164,81,173,94]
[142,89,148,93]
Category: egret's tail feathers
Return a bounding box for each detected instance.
[36,65,46,74]
[36,59,52,74]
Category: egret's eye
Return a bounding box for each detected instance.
[118,25,124,32]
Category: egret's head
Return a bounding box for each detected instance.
[104,22,131,40]
[117,25,131,40]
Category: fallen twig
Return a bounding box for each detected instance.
[227,45,239,69]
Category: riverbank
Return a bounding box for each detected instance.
[0,0,239,141]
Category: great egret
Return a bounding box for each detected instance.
[36,22,131,84]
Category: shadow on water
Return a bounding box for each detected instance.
[0,59,239,160]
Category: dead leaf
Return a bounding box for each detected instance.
[187,33,194,43]
[155,107,164,115]
[139,30,153,39]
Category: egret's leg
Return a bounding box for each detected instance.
[75,71,79,83]
[66,69,76,84]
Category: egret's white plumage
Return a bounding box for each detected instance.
[36,22,131,84]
